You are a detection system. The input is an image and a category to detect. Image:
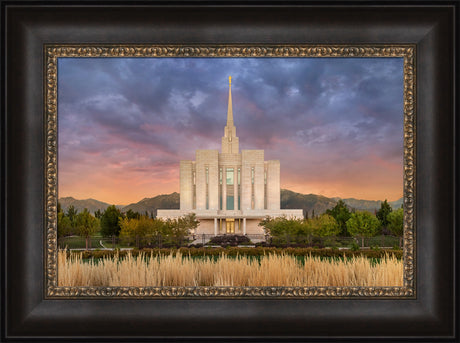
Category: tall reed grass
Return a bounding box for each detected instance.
[58,250,403,287]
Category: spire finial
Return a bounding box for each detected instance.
[222,76,238,153]
[227,76,233,126]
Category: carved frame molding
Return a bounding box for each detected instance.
[45,45,416,298]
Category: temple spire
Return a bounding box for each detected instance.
[221,76,239,154]
[227,76,233,126]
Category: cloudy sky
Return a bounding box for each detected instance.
[58,57,404,205]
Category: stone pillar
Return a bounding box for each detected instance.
[222,168,227,211]
[243,218,246,235]
[208,162,219,210]
[267,160,280,210]
[254,163,265,210]
[179,161,193,210]
[214,218,218,236]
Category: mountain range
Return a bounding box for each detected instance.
[58,190,403,217]
[58,197,124,214]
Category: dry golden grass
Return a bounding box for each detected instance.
[58,250,403,287]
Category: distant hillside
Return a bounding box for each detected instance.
[58,197,120,214]
[59,191,403,217]
[122,192,180,216]
[280,190,402,217]
[332,197,403,212]
[280,189,337,218]
[389,197,404,209]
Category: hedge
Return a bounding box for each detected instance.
[67,247,403,260]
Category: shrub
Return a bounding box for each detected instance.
[350,242,361,252]
[207,235,252,247]
[70,246,403,260]
[188,243,204,248]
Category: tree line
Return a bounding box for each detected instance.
[57,204,199,249]
[259,200,404,247]
[58,199,403,250]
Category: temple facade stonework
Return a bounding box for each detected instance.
[157,77,303,235]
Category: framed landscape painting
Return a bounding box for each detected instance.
[3,2,456,341]
[48,46,414,296]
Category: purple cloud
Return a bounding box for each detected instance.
[58,57,403,203]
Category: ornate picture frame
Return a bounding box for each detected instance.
[46,45,416,298]
[2,2,456,341]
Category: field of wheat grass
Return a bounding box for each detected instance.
[58,250,403,287]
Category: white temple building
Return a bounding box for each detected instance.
[157,77,303,235]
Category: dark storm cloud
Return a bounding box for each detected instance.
[58,57,404,203]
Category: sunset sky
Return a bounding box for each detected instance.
[58,57,404,205]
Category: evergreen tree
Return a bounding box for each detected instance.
[66,205,78,227]
[376,199,393,231]
[326,200,351,236]
[126,209,141,220]
[94,209,102,219]
[100,205,123,237]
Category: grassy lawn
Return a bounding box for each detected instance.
[59,234,402,250]
[58,235,133,249]
[325,235,401,248]
[367,235,401,248]
[58,236,101,249]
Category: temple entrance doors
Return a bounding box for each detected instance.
[226,218,235,234]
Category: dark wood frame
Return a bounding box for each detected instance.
[43,43,416,299]
[1,1,457,341]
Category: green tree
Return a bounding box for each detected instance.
[181,213,200,235]
[94,209,102,219]
[66,205,78,228]
[57,202,71,237]
[119,217,140,246]
[153,217,172,247]
[167,213,198,246]
[259,216,310,245]
[125,209,141,220]
[326,200,351,236]
[346,211,380,247]
[136,215,160,247]
[57,212,73,237]
[376,199,393,231]
[313,214,340,237]
[76,209,100,250]
[387,207,404,247]
[100,205,123,237]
